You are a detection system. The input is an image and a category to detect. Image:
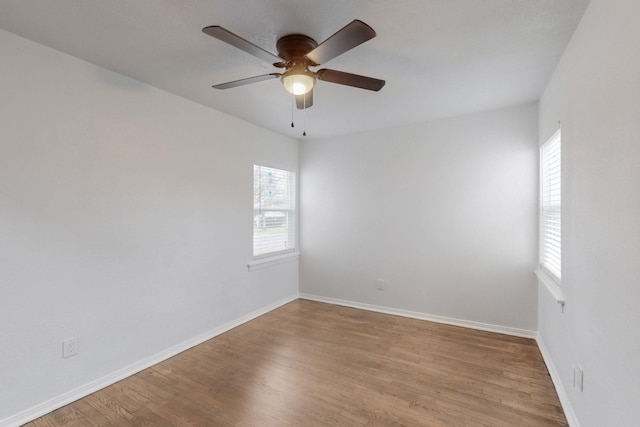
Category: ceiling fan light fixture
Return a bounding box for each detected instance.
[282,71,315,95]
[204,20,385,113]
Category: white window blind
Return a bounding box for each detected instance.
[540,130,561,281]
[253,165,296,257]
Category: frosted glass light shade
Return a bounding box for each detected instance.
[282,73,315,95]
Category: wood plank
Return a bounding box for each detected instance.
[24,299,567,426]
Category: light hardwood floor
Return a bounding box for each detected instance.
[26,299,567,426]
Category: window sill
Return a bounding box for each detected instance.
[247,252,300,272]
[535,269,565,306]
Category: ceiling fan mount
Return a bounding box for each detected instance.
[275,34,318,63]
[202,20,385,110]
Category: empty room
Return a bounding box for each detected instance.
[1,1,638,426]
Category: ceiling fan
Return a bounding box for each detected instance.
[202,20,385,110]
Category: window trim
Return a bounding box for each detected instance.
[535,268,565,305]
[247,251,300,272]
[252,164,296,260]
[539,128,562,283]
[537,128,564,305]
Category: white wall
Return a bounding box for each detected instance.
[537,1,640,426]
[300,103,539,331]
[0,29,298,423]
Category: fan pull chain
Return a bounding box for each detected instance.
[290,87,295,128]
[302,91,307,137]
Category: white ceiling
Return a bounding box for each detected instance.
[0,0,589,140]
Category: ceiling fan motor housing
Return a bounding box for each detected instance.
[276,34,319,63]
[276,34,319,95]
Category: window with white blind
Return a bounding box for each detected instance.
[253,165,296,258]
[540,129,561,282]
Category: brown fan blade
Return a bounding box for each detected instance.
[306,20,376,65]
[317,69,385,91]
[213,73,281,89]
[203,26,282,65]
[296,90,314,109]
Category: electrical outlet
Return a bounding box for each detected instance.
[376,279,385,290]
[63,337,79,358]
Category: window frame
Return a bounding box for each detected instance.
[539,128,562,285]
[252,164,296,260]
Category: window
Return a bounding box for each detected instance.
[253,165,296,258]
[540,129,561,282]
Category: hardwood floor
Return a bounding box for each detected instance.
[26,299,567,426]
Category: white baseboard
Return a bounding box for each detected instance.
[299,293,537,339]
[536,335,580,427]
[0,293,298,427]
[6,294,577,427]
